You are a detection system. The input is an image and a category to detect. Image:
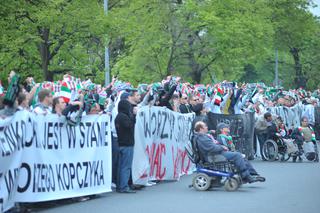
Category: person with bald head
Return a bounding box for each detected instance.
[194,121,265,184]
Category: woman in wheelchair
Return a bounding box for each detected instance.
[194,121,266,184]
[291,117,319,162]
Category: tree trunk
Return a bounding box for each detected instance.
[166,33,175,76]
[187,34,201,83]
[290,47,307,88]
[166,54,174,76]
[38,28,52,81]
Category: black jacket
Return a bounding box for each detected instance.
[115,100,135,146]
[158,84,177,110]
[179,104,193,113]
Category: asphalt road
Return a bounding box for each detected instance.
[26,160,320,213]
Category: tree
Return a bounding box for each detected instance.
[0,0,107,83]
[179,0,274,83]
[268,0,320,88]
[300,27,320,89]
[107,0,274,84]
[107,0,181,84]
[1,0,319,89]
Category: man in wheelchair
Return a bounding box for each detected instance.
[255,112,278,160]
[291,117,319,162]
[193,121,266,184]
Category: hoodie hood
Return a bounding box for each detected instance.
[118,99,131,115]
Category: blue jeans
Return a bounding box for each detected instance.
[245,160,258,175]
[117,146,134,191]
[221,151,251,178]
[112,136,119,184]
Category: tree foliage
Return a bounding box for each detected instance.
[0,0,107,85]
[268,0,320,88]
[1,0,320,89]
[107,0,274,85]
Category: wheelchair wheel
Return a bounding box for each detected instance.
[193,173,211,191]
[234,175,242,187]
[224,177,239,191]
[262,139,278,161]
[278,146,290,161]
[277,138,290,161]
[305,152,316,161]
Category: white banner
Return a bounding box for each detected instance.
[0,111,31,212]
[268,103,314,129]
[132,106,195,185]
[0,111,111,212]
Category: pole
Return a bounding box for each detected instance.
[104,0,110,86]
[275,49,279,88]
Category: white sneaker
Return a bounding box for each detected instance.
[111,183,117,188]
[74,196,90,202]
[145,181,157,187]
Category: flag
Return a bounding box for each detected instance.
[214,87,223,106]
[60,81,72,103]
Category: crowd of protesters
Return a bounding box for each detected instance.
[1,71,320,119]
[1,71,320,206]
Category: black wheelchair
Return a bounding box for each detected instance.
[262,136,294,161]
[262,136,319,162]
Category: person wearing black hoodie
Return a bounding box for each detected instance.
[157,77,179,110]
[115,99,136,193]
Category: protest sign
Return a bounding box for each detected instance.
[132,106,195,185]
[207,112,255,159]
[0,112,111,212]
